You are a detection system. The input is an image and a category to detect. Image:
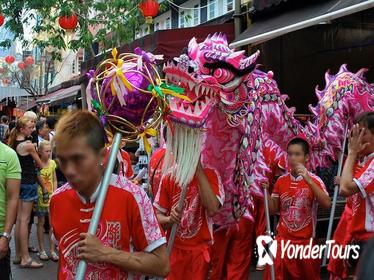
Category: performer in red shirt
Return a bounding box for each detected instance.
[264,137,331,280]
[148,145,166,198]
[154,161,223,280]
[103,147,134,178]
[340,112,374,274]
[50,111,169,279]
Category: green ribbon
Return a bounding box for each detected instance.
[160,83,185,94]
[92,99,103,117]
[147,82,186,100]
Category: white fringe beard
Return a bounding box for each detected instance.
[163,124,203,188]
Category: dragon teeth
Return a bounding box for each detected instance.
[188,81,194,91]
[170,98,177,108]
[201,86,206,95]
[194,102,200,114]
[195,84,200,96]
[186,106,192,114]
[200,99,206,108]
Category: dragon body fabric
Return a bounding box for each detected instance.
[163,33,374,229]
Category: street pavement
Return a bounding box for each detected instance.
[9,221,58,280]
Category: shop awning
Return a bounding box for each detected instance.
[231,0,374,48]
[0,87,31,100]
[37,85,81,106]
[18,99,36,111]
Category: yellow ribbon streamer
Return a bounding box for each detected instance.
[139,127,157,154]
[161,88,191,101]
[110,59,133,97]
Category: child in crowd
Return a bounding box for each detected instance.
[36,141,58,262]
[264,137,331,280]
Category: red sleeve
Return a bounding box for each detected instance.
[203,168,223,205]
[354,160,374,197]
[272,178,281,198]
[153,175,171,214]
[129,188,166,252]
[310,174,328,195]
[49,193,62,243]
[120,151,134,178]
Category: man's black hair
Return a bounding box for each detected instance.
[1,115,8,123]
[287,138,310,155]
[46,115,57,130]
[36,120,46,134]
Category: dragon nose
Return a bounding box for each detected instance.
[188,66,195,74]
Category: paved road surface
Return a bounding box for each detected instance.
[9,222,58,280]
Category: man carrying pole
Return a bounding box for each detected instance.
[49,111,169,279]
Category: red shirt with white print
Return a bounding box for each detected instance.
[348,153,374,241]
[272,172,328,240]
[50,175,165,280]
[153,168,223,248]
[104,147,134,178]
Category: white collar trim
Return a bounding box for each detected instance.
[290,173,303,182]
[76,180,101,204]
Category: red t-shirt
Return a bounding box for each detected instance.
[104,147,134,178]
[148,147,166,197]
[348,153,374,241]
[272,172,328,240]
[153,168,223,247]
[50,175,165,280]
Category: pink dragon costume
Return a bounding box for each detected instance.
[162,32,374,229]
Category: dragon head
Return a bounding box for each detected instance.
[164,32,259,127]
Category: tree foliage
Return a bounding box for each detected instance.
[0,0,168,60]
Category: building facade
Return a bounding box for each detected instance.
[136,0,235,38]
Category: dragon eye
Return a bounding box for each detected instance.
[213,68,234,84]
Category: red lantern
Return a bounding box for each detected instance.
[5,55,15,64]
[25,56,34,65]
[18,62,25,70]
[58,14,78,31]
[0,14,4,27]
[139,0,160,25]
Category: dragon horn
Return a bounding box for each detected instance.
[226,50,246,68]
[281,94,289,102]
[309,104,318,116]
[315,85,323,100]
[356,68,369,78]
[324,70,333,87]
[188,37,199,60]
[222,33,228,44]
[338,64,348,74]
[289,107,296,114]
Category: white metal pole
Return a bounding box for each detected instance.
[264,188,276,280]
[322,124,349,267]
